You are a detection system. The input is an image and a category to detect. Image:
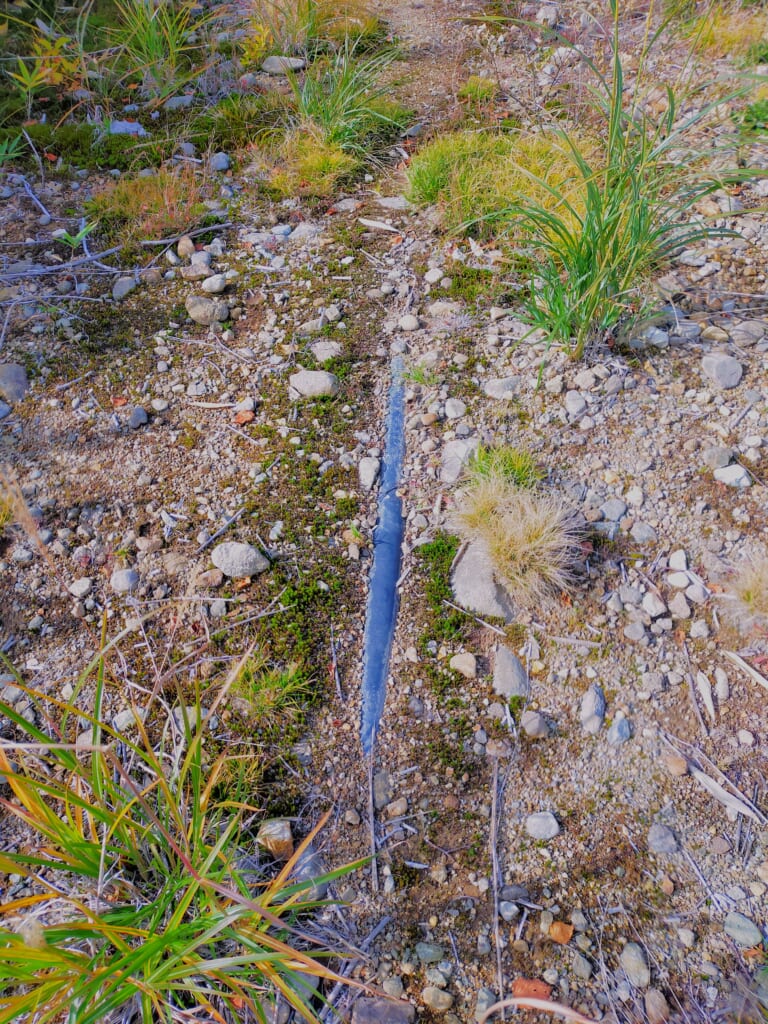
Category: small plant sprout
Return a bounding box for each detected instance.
[51,222,96,253]
[403,361,439,387]
[458,74,497,109]
[0,135,23,166]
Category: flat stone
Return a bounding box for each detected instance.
[624,621,646,641]
[730,320,765,346]
[421,988,453,1012]
[109,119,148,136]
[289,370,340,399]
[702,353,743,389]
[358,457,381,492]
[572,952,592,980]
[451,540,514,622]
[630,521,657,544]
[209,151,230,171]
[68,577,93,598]
[441,437,479,484]
[444,398,466,420]
[525,811,560,840]
[580,684,606,735]
[398,314,420,332]
[449,652,477,679]
[601,498,627,521]
[668,592,691,619]
[262,55,306,75]
[484,377,518,400]
[211,541,269,578]
[310,340,342,363]
[607,717,632,744]
[201,274,227,294]
[645,989,671,1024]
[521,710,549,738]
[0,363,29,403]
[648,823,678,855]
[642,592,667,618]
[352,997,415,1024]
[619,942,650,988]
[703,445,733,470]
[129,406,148,429]
[564,390,587,417]
[112,277,136,301]
[723,912,762,947]
[714,464,751,488]
[185,294,229,325]
[493,646,529,698]
[373,770,393,810]
[415,942,444,964]
[110,568,139,593]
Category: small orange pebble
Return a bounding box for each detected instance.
[512,978,552,1000]
[549,921,574,945]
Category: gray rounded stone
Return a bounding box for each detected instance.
[209,151,231,171]
[579,683,606,735]
[525,811,560,840]
[289,370,339,399]
[262,55,306,75]
[607,717,632,745]
[185,294,229,325]
[0,363,29,403]
[110,568,139,593]
[415,941,444,964]
[619,942,650,988]
[421,987,453,1012]
[68,577,93,598]
[211,542,269,579]
[493,646,529,699]
[129,406,148,429]
[112,277,136,301]
[648,823,678,855]
[701,353,743,389]
[521,710,549,738]
[358,456,381,492]
[201,274,227,294]
[723,911,762,947]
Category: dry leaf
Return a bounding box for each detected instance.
[480,996,599,1024]
[549,921,574,945]
[111,396,128,407]
[695,671,716,723]
[233,409,255,425]
[691,768,764,823]
[512,979,552,1000]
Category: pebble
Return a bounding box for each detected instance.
[211,542,269,578]
[701,353,743,389]
[525,811,560,840]
[493,646,529,698]
[129,406,148,429]
[564,391,587,417]
[262,55,306,75]
[474,988,497,1023]
[110,568,139,594]
[723,912,762,947]
[713,464,751,488]
[177,235,196,258]
[521,710,549,738]
[398,314,420,332]
[451,540,514,621]
[444,398,466,419]
[289,370,340,399]
[185,295,229,325]
[440,437,479,484]
[112,277,136,301]
[416,942,444,964]
[202,274,227,294]
[619,942,650,988]
[0,363,29,403]
[579,684,606,735]
[572,952,592,980]
[645,989,671,1024]
[209,152,231,172]
[68,578,93,598]
[607,717,631,745]
[648,823,678,855]
[358,457,381,492]
[421,988,453,1012]
[449,652,476,679]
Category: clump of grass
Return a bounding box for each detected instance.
[723,552,768,634]
[452,473,582,609]
[195,91,290,148]
[246,0,384,56]
[0,652,364,1024]
[86,164,209,250]
[458,74,498,108]
[469,445,542,489]
[270,131,359,196]
[232,656,310,720]
[687,3,768,61]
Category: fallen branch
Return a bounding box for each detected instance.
[195,507,246,555]
[722,650,768,695]
[2,247,123,279]
[442,599,506,636]
[139,222,233,246]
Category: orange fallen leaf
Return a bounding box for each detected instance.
[111,396,128,407]
[44,152,58,162]
[234,578,251,591]
[549,921,574,945]
[233,409,255,425]
[512,978,551,1000]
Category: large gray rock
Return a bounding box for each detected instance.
[714,464,751,488]
[110,568,139,594]
[579,684,606,735]
[211,542,269,578]
[648,823,678,855]
[493,645,529,698]
[0,363,29,403]
[185,294,229,325]
[701,353,743,389]
[289,370,339,399]
[262,55,306,75]
[451,540,515,622]
[358,456,381,492]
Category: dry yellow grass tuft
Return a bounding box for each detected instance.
[453,473,582,609]
[724,552,768,634]
[687,3,768,59]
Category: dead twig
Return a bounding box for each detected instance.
[195,507,246,555]
[442,599,506,636]
[682,642,709,738]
